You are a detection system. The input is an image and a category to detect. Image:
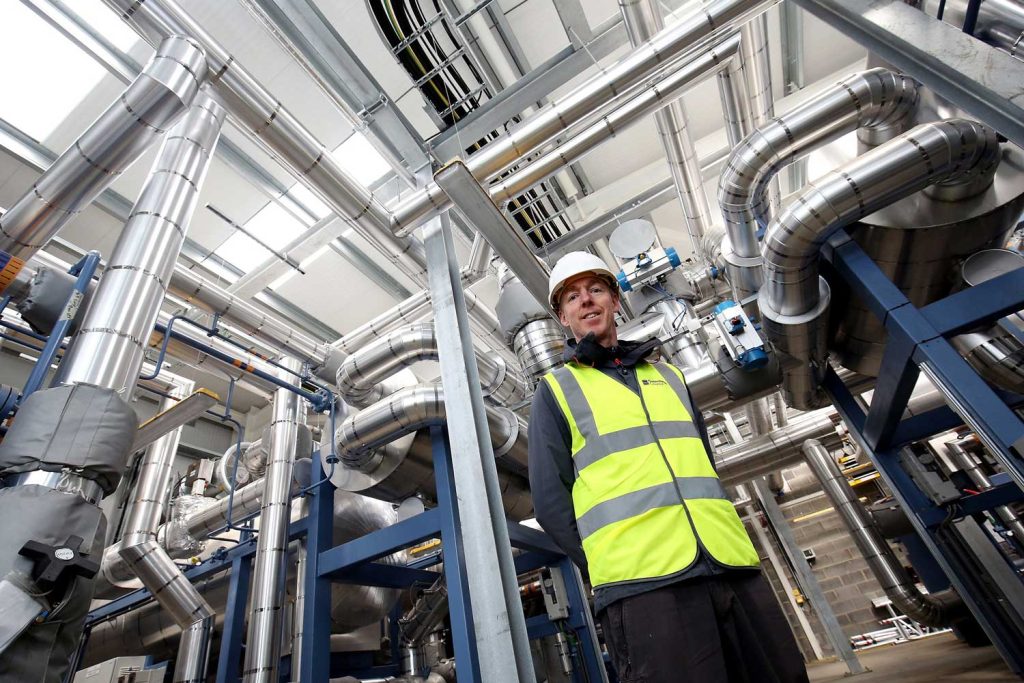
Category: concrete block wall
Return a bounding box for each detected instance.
[778,463,890,640]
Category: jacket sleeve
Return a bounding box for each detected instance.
[528,380,589,574]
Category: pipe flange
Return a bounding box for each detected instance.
[489,407,519,458]
[327,432,415,492]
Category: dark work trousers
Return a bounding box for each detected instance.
[599,572,809,683]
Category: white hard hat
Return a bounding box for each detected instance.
[548,251,619,311]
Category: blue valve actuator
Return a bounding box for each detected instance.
[616,271,632,292]
[666,247,681,268]
[737,347,769,371]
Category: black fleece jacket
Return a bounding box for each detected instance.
[528,335,752,614]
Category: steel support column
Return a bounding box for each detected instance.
[751,479,866,675]
[423,213,535,683]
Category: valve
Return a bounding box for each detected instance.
[712,300,768,372]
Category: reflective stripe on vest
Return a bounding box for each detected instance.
[544,361,760,587]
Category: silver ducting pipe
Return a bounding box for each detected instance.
[717,55,753,147]
[390,0,778,236]
[512,319,566,386]
[0,35,206,271]
[336,323,527,408]
[333,385,528,475]
[738,13,780,223]
[488,31,739,222]
[86,488,403,665]
[244,357,306,683]
[715,407,840,486]
[649,298,707,370]
[761,119,1000,409]
[103,0,429,285]
[619,0,715,254]
[56,93,226,397]
[802,439,964,626]
[745,396,786,492]
[168,267,343,383]
[99,382,216,682]
[719,67,918,304]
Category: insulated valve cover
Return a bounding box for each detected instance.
[712,300,768,372]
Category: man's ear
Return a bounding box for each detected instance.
[558,307,570,327]
[612,291,621,314]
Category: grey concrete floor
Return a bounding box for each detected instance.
[807,632,1017,682]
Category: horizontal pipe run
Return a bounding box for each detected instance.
[390,0,778,236]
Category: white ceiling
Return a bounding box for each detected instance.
[0,0,867,407]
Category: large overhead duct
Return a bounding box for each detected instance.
[390,0,778,236]
[718,67,918,304]
[619,0,715,254]
[760,119,1000,409]
[336,323,527,408]
[485,32,740,216]
[55,94,227,396]
[0,35,206,275]
[244,358,307,683]
[102,0,429,285]
[802,439,965,626]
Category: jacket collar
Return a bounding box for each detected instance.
[563,334,661,369]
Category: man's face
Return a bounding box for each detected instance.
[557,273,620,346]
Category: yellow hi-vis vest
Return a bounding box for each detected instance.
[543,360,760,588]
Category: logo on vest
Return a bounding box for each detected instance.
[641,379,667,386]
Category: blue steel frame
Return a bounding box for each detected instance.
[85,426,604,682]
[820,230,1024,673]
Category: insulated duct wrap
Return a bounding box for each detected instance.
[718,68,918,303]
[335,323,527,408]
[760,119,1000,409]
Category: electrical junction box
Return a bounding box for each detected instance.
[541,566,570,621]
[73,656,167,682]
[802,547,817,564]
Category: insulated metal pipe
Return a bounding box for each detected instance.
[335,323,528,408]
[802,439,964,626]
[719,68,918,304]
[0,35,206,273]
[487,31,740,211]
[612,0,717,253]
[56,93,226,397]
[167,267,343,382]
[390,0,778,236]
[760,119,999,408]
[738,13,781,221]
[715,407,839,486]
[333,385,527,474]
[243,357,306,683]
[102,0,428,285]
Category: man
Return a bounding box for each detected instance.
[528,251,808,683]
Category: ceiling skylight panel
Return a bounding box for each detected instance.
[0,2,111,141]
[212,201,305,272]
[332,132,391,187]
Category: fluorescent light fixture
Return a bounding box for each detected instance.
[0,2,113,141]
[332,132,391,187]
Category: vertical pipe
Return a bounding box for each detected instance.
[243,357,306,682]
[618,0,715,256]
[802,439,963,626]
[739,13,781,219]
[56,93,226,397]
[717,58,753,147]
[0,35,206,276]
